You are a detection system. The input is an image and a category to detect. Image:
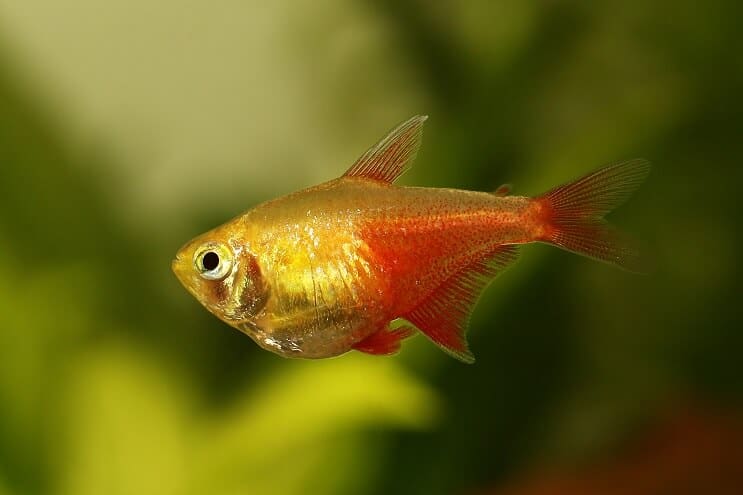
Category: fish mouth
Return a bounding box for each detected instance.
[171,254,188,284]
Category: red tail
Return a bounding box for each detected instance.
[536,159,651,272]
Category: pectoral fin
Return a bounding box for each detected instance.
[353,324,416,356]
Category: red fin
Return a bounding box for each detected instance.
[405,245,520,364]
[353,325,416,356]
[536,159,651,272]
[343,115,427,184]
[494,183,512,196]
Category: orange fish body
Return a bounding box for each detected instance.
[173,116,649,362]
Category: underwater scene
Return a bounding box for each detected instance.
[0,1,741,494]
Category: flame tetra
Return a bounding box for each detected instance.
[173,116,649,362]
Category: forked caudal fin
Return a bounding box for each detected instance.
[536,159,651,272]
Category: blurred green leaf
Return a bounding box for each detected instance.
[58,346,191,495]
[54,346,438,495]
[196,355,439,495]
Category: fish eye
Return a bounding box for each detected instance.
[202,251,220,271]
[194,243,233,280]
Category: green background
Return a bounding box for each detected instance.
[0,1,740,494]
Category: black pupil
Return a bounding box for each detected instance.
[202,251,220,271]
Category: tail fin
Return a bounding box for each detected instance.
[536,159,651,272]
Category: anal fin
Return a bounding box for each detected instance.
[353,324,416,356]
[405,245,519,363]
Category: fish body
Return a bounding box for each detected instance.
[173,116,649,362]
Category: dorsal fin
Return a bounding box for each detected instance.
[404,245,520,363]
[343,115,427,184]
[494,183,512,196]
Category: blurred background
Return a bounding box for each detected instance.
[1,1,741,494]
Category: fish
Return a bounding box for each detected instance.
[172,115,650,363]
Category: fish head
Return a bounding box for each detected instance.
[172,226,268,326]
